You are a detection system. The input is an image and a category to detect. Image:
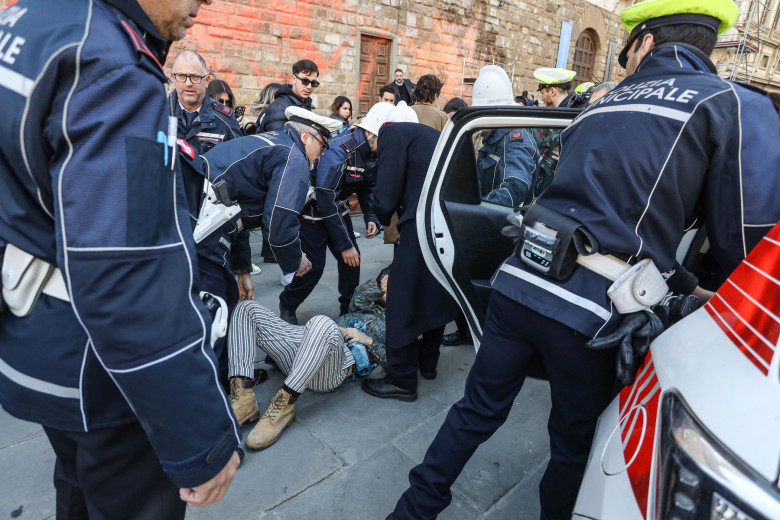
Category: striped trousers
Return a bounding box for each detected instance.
[227,301,353,393]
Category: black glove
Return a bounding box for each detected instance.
[587,310,665,387]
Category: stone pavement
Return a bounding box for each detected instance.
[0,217,552,520]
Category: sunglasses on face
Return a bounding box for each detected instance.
[295,75,320,88]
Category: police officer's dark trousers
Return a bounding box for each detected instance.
[391,291,617,520]
[43,422,185,520]
[198,256,240,388]
[279,215,360,315]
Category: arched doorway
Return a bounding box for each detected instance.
[572,29,598,86]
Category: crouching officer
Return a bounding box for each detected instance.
[279,102,393,324]
[0,1,240,518]
[202,107,343,295]
[388,1,780,519]
[471,66,541,208]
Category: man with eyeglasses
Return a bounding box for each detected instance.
[170,50,248,393]
[170,50,241,156]
[256,59,320,134]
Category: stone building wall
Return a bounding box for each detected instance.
[0,0,630,113]
[167,0,629,114]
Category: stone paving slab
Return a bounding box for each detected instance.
[2,218,553,520]
[0,432,55,520]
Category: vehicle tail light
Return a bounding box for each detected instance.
[656,393,780,520]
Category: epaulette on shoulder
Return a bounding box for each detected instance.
[341,137,358,153]
[120,20,164,73]
[509,130,524,142]
[214,102,234,118]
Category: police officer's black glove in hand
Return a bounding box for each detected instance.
[586,310,665,387]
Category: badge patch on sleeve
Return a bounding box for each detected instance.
[510,130,524,142]
[341,138,358,152]
[177,138,195,159]
[214,103,234,117]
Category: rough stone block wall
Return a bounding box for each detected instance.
[167,0,627,114]
[0,0,628,112]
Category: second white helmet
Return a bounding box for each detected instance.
[471,65,515,106]
[356,102,395,135]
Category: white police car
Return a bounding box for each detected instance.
[417,105,780,519]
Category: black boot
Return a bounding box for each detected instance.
[441,330,472,346]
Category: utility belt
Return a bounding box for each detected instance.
[511,204,667,314]
[1,244,70,317]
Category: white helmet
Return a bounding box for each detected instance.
[386,101,418,124]
[356,102,395,135]
[471,65,515,106]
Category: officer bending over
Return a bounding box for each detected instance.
[388,1,780,519]
[279,102,393,324]
[202,107,343,289]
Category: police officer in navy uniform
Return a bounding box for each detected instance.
[169,50,249,389]
[202,107,344,290]
[388,1,780,519]
[0,0,240,517]
[362,113,458,402]
[471,67,542,208]
[278,102,392,324]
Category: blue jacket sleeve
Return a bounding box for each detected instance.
[704,87,780,274]
[483,129,538,208]
[314,145,354,252]
[264,148,310,273]
[52,62,238,488]
[374,127,408,226]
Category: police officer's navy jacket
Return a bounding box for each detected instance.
[492,43,780,338]
[171,91,242,155]
[255,85,314,133]
[303,127,380,253]
[0,0,240,488]
[203,128,312,274]
[477,127,540,208]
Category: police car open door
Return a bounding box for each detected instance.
[416,106,577,349]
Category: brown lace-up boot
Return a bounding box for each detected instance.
[246,387,297,450]
[229,377,260,425]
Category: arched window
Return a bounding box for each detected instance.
[572,29,598,86]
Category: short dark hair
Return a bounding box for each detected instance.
[376,265,391,285]
[395,68,403,74]
[293,59,319,76]
[330,95,352,119]
[379,85,395,98]
[634,24,718,57]
[411,74,443,104]
[442,97,467,114]
[207,79,235,108]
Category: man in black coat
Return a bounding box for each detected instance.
[361,122,457,402]
[384,69,415,106]
[256,59,320,133]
